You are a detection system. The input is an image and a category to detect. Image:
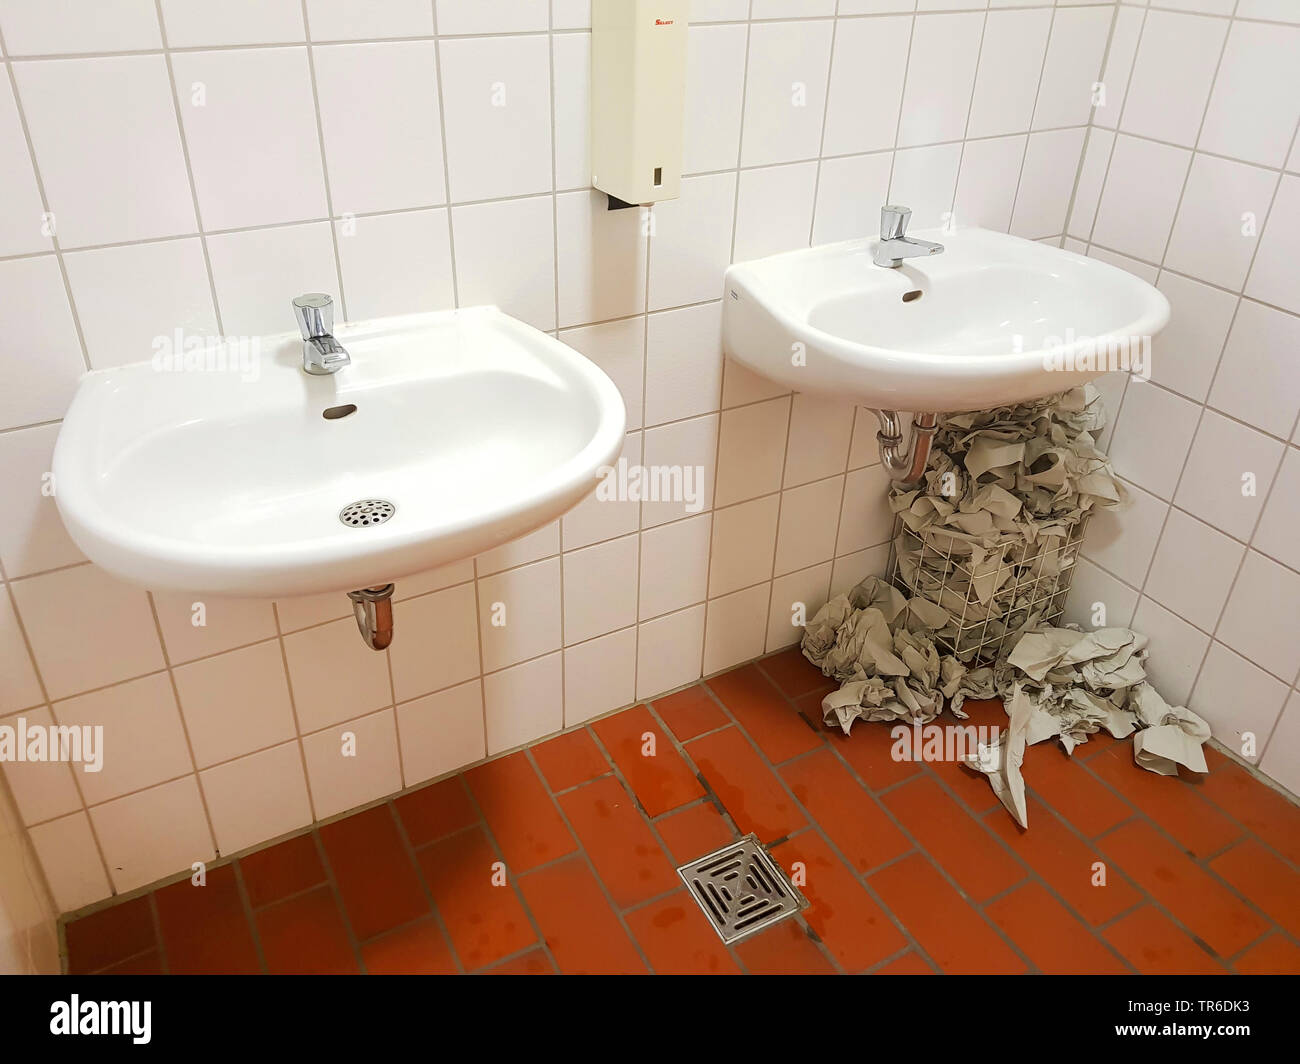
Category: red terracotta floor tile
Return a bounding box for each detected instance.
[464,752,576,873]
[591,704,705,816]
[734,918,836,974]
[257,886,358,974]
[1234,934,1300,975]
[360,918,458,975]
[1098,820,1269,958]
[319,805,430,941]
[100,951,164,975]
[985,882,1128,974]
[819,714,924,791]
[416,827,537,971]
[1072,727,1125,761]
[625,891,741,974]
[656,801,738,864]
[1024,742,1133,837]
[556,775,679,908]
[394,777,478,846]
[869,853,1028,974]
[238,833,325,908]
[1102,907,1226,975]
[652,685,729,742]
[1088,745,1241,858]
[983,795,1142,925]
[517,857,647,974]
[927,700,1007,813]
[688,727,807,842]
[1200,763,1300,866]
[757,646,833,699]
[154,864,260,974]
[481,948,555,974]
[65,895,156,975]
[882,775,1026,902]
[772,832,907,972]
[1202,744,1232,772]
[531,728,610,792]
[1208,839,1300,939]
[872,951,934,975]
[781,749,908,873]
[708,664,823,764]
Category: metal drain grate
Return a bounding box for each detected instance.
[677,833,807,945]
[338,499,395,527]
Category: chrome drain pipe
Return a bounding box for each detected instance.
[874,410,940,488]
[347,584,395,651]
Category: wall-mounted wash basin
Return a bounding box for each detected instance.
[722,227,1170,413]
[53,306,626,598]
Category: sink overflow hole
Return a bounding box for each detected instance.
[323,404,357,420]
[339,500,395,527]
[902,290,923,303]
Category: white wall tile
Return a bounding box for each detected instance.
[439,35,552,202]
[556,190,647,328]
[561,319,645,432]
[28,814,110,913]
[0,0,161,54]
[483,651,562,754]
[11,566,164,701]
[1,707,83,823]
[1010,127,1086,239]
[702,584,769,676]
[306,0,435,40]
[709,495,780,598]
[0,78,50,257]
[1092,135,1190,263]
[1216,551,1300,683]
[1064,558,1138,631]
[1066,128,1113,239]
[1236,0,1300,20]
[1189,641,1288,761]
[887,143,961,229]
[1083,478,1167,588]
[206,222,338,337]
[645,302,724,428]
[1246,175,1300,317]
[636,605,704,700]
[282,616,392,733]
[91,775,214,893]
[553,0,591,30]
[64,239,218,370]
[1150,271,1236,402]
[684,24,748,174]
[553,32,590,191]
[152,591,277,665]
[648,172,737,311]
[161,0,303,46]
[564,627,636,725]
[396,679,485,785]
[691,0,751,19]
[563,534,639,645]
[1143,508,1242,631]
[1033,6,1111,131]
[1253,447,1300,573]
[1107,383,1201,499]
[954,135,1026,233]
[388,582,481,701]
[640,513,712,620]
[714,397,790,508]
[1120,10,1226,148]
[1131,596,1210,705]
[640,414,718,526]
[1260,690,1300,796]
[174,640,296,769]
[313,42,445,215]
[0,256,83,430]
[335,208,455,321]
[0,423,84,577]
[782,394,854,488]
[1092,5,1142,132]
[436,0,548,35]
[836,464,893,554]
[740,20,833,167]
[0,596,42,715]
[1209,301,1300,439]
[561,432,642,550]
[897,12,983,148]
[813,152,893,244]
[822,16,910,157]
[774,475,843,576]
[1165,154,1275,292]
[734,162,817,262]
[1173,410,1284,540]
[766,562,832,652]
[301,707,401,819]
[476,557,561,671]
[967,8,1051,140]
[1198,20,1300,170]
[451,196,556,331]
[200,740,312,854]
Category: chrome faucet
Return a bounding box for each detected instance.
[873,205,944,268]
[293,293,351,375]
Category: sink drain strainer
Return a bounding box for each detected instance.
[677,833,807,944]
[339,499,395,527]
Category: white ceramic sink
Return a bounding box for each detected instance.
[53,306,625,597]
[722,227,1170,412]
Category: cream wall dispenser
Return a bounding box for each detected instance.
[591,0,688,209]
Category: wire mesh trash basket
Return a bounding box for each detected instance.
[886,508,1092,665]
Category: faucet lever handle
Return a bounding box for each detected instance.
[880,205,911,241]
[293,293,334,340]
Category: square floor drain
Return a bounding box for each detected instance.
[677,833,808,945]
